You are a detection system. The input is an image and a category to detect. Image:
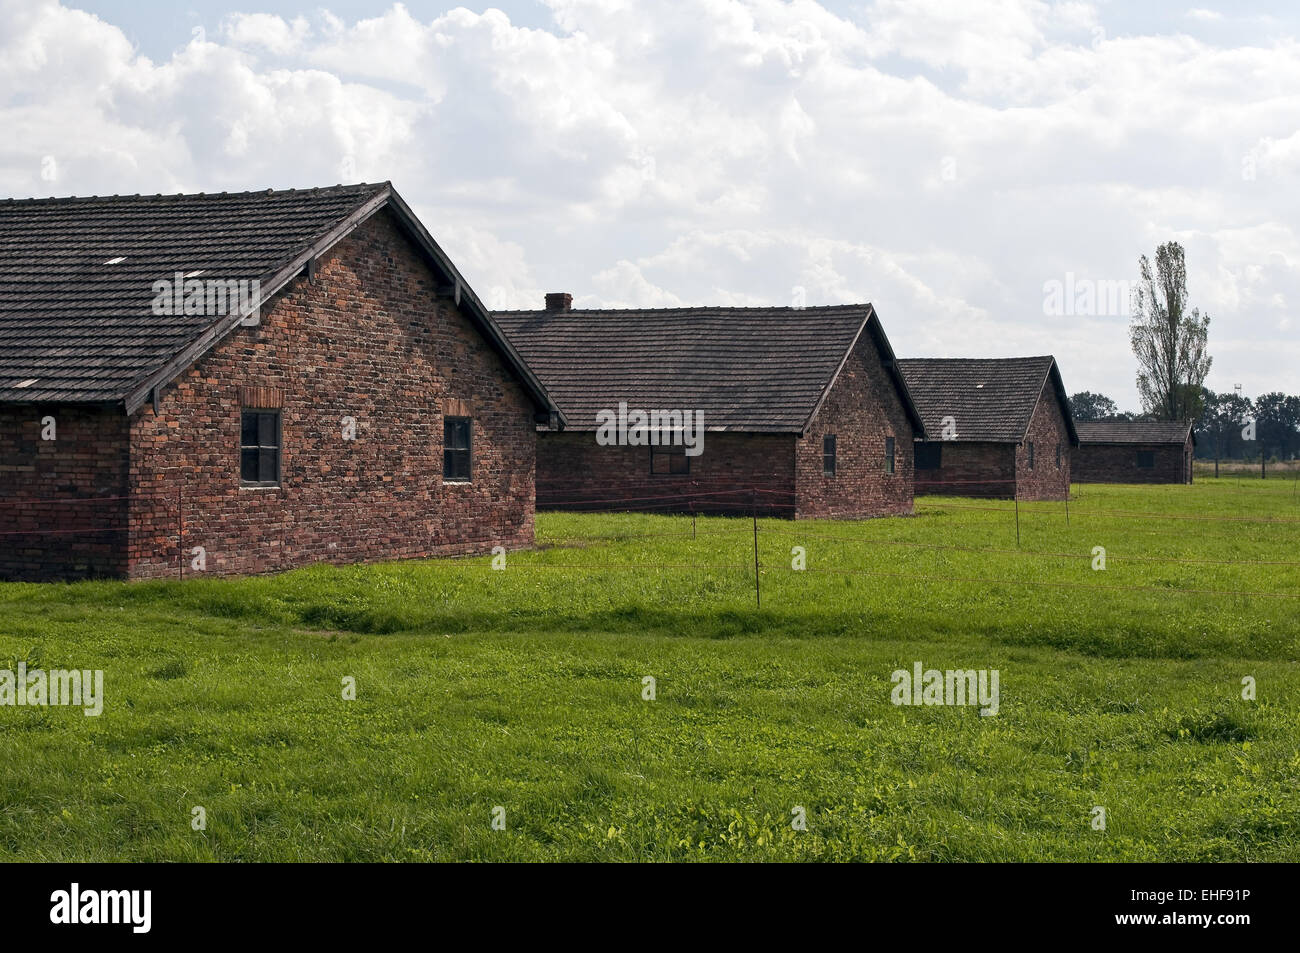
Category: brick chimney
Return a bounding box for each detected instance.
[544,292,573,312]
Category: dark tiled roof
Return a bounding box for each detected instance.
[0,184,562,420]
[493,305,922,434]
[897,356,1076,444]
[0,184,388,405]
[1077,419,1195,445]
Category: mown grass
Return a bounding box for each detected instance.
[0,479,1296,861]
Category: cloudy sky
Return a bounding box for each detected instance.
[2,0,1297,409]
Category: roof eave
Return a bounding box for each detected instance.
[122,185,394,415]
[383,187,566,426]
[798,306,927,440]
[119,184,566,427]
[1021,357,1078,447]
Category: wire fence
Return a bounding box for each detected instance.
[2,478,1297,605]
[533,480,1300,607]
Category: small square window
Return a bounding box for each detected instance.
[240,410,281,486]
[823,435,837,476]
[915,443,941,470]
[1136,450,1155,469]
[650,445,689,475]
[884,436,895,474]
[444,417,472,481]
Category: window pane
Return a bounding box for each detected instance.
[241,412,258,447]
[259,448,278,483]
[241,448,259,482]
[650,447,688,475]
[445,447,469,480]
[445,417,470,451]
[885,436,895,473]
[257,413,277,447]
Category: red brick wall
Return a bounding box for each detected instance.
[533,326,917,520]
[125,209,536,579]
[794,331,914,518]
[536,430,796,516]
[1074,435,1193,484]
[915,441,1016,497]
[0,406,129,580]
[1014,377,1071,501]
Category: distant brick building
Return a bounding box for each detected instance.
[1074,420,1195,484]
[494,301,926,518]
[896,356,1077,501]
[0,184,563,580]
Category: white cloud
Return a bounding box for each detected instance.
[223,13,311,55]
[0,0,1297,406]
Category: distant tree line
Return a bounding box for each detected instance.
[1067,388,1300,463]
[1067,240,1298,469]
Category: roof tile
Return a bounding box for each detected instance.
[897,356,1066,443]
[494,305,886,432]
[1076,419,1194,444]
[0,184,387,403]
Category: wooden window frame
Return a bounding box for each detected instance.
[823,434,837,476]
[444,416,472,482]
[240,409,282,488]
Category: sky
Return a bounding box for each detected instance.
[2,0,1298,410]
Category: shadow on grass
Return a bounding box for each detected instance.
[0,553,1289,662]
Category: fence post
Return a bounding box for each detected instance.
[752,489,760,609]
[691,499,696,540]
[177,479,184,581]
[1064,494,1069,527]
[1015,496,1020,547]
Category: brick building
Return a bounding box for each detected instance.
[1074,420,1195,484]
[896,356,1076,500]
[0,183,563,580]
[493,299,925,518]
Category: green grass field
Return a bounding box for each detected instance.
[1,478,1297,861]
